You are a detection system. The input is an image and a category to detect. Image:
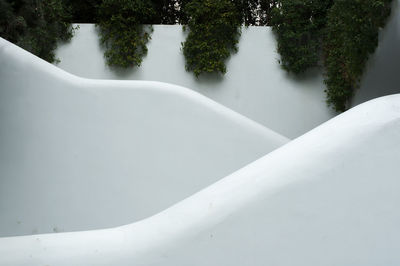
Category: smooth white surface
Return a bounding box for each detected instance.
[0,38,288,237]
[1,90,399,265]
[55,25,336,139]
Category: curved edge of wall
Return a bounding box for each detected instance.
[54,3,400,139]
[54,24,338,139]
[0,37,289,145]
[1,93,399,265]
[0,36,291,237]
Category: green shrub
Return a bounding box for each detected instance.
[323,0,393,112]
[181,0,242,77]
[0,0,74,63]
[97,0,155,68]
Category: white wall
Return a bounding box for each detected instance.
[1,91,399,266]
[0,38,288,237]
[55,25,336,139]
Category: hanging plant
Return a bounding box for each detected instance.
[181,0,242,77]
[323,0,393,112]
[270,0,393,112]
[97,0,155,68]
[270,0,332,74]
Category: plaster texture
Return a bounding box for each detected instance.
[0,38,288,238]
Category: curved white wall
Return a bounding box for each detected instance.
[55,25,336,139]
[1,92,399,266]
[0,38,288,237]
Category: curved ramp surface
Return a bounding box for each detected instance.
[1,94,399,266]
[0,38,288,237]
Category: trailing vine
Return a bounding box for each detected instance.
[323,0,393,112]
[181,0,242,77]
[96,0,155,68]
[270,0,393,112]
[0,0,75,63]
[270,0,332,74]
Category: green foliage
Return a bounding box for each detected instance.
[258,0,278,26]
[270,0,333,74]
[181,0,242,77]
[97,0,155,68]
[232,0,261,26]
[0,0,74,63]
[270,0,393,112]
[323,0,393,112]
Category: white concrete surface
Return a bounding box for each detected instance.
[0,38,288,238]
[1,74,399,264]
[55,24,337,139]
